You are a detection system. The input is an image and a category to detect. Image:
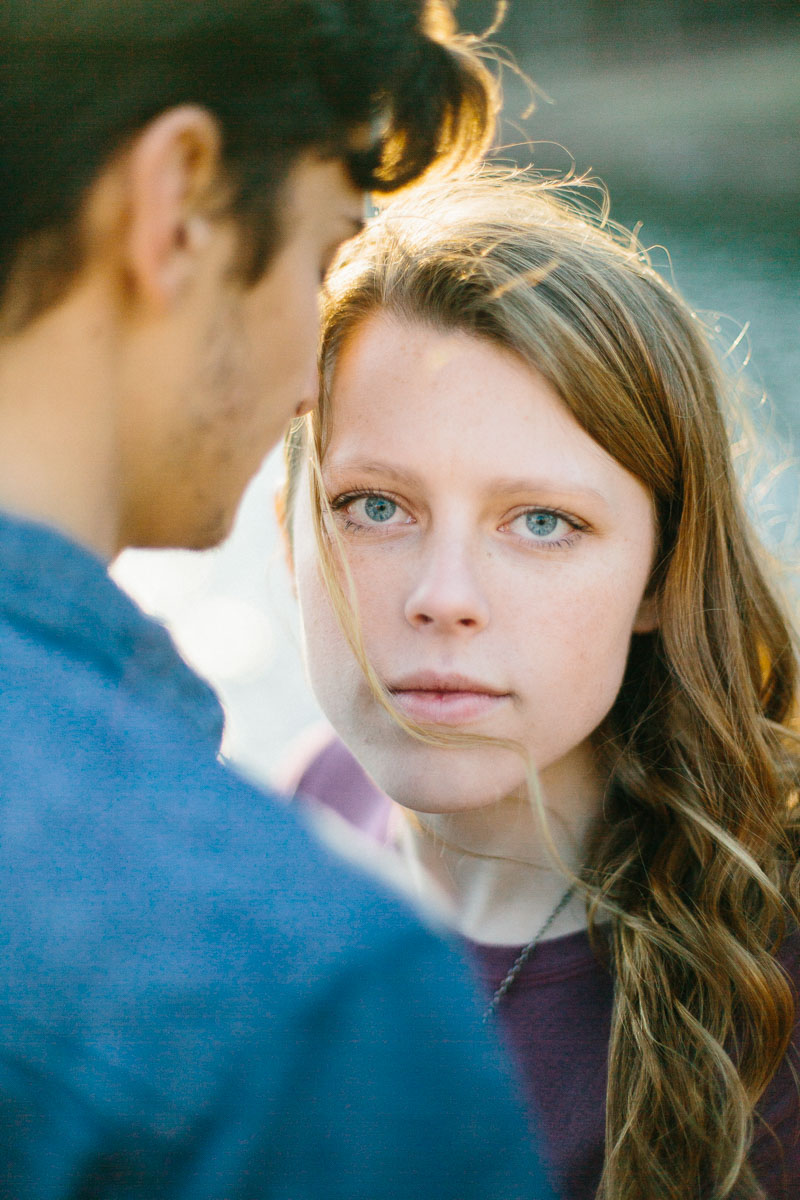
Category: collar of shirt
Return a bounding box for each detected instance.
[0,508,225,748]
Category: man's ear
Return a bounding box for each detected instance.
[112,105,224,309]
[633,590,659,634]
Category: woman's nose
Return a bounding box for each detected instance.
[403,542,490,633]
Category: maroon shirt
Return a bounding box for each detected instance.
[282,729,800,1199]
[470,931,800,1200]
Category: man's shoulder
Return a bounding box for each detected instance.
[0,627,452,1112]
[0,598,433,1003]
[0,609,555,1200]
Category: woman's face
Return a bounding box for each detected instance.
[292,313,658,814]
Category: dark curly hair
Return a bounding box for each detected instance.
[0,0,498,323]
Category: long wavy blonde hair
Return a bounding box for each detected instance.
[284,172,800,1199]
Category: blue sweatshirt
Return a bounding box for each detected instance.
[0,509,555,1200]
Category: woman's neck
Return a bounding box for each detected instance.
[395,748,604,945]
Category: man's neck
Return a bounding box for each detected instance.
[0,276,121,559]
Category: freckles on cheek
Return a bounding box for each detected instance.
[346,561,407,652]
[296,555,336,626]
[296,554,360,663]
[569,608,643,706]
[533,577,638,681]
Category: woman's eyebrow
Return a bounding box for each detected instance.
[483,474,610,507]
[325,459,610,506]
[324,459,421,487]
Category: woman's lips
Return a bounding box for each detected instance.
[391,689,508,725]
[388,682,510,726]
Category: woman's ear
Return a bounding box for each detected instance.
[274,482,296,591]
[633,591,659,634]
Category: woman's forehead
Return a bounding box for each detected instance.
[323,312,648,510]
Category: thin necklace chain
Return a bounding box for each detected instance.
[419,823,556,870]
[483,885,575,1022]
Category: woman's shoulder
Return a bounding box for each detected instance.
[272,723,395,842]
[777,923,800,1052]
[773,923,800,1019]
[748,924,800,1197]
[778,924,800,974]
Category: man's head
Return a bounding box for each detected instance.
[0,1,498,551]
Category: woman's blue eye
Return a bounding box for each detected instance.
[331,490,409,531]
[508,508,581,547]
[525,511,559,538]
[363,495,397,523]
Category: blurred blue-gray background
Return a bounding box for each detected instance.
[115,1,800,786]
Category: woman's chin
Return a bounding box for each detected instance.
[374,761,527,816]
